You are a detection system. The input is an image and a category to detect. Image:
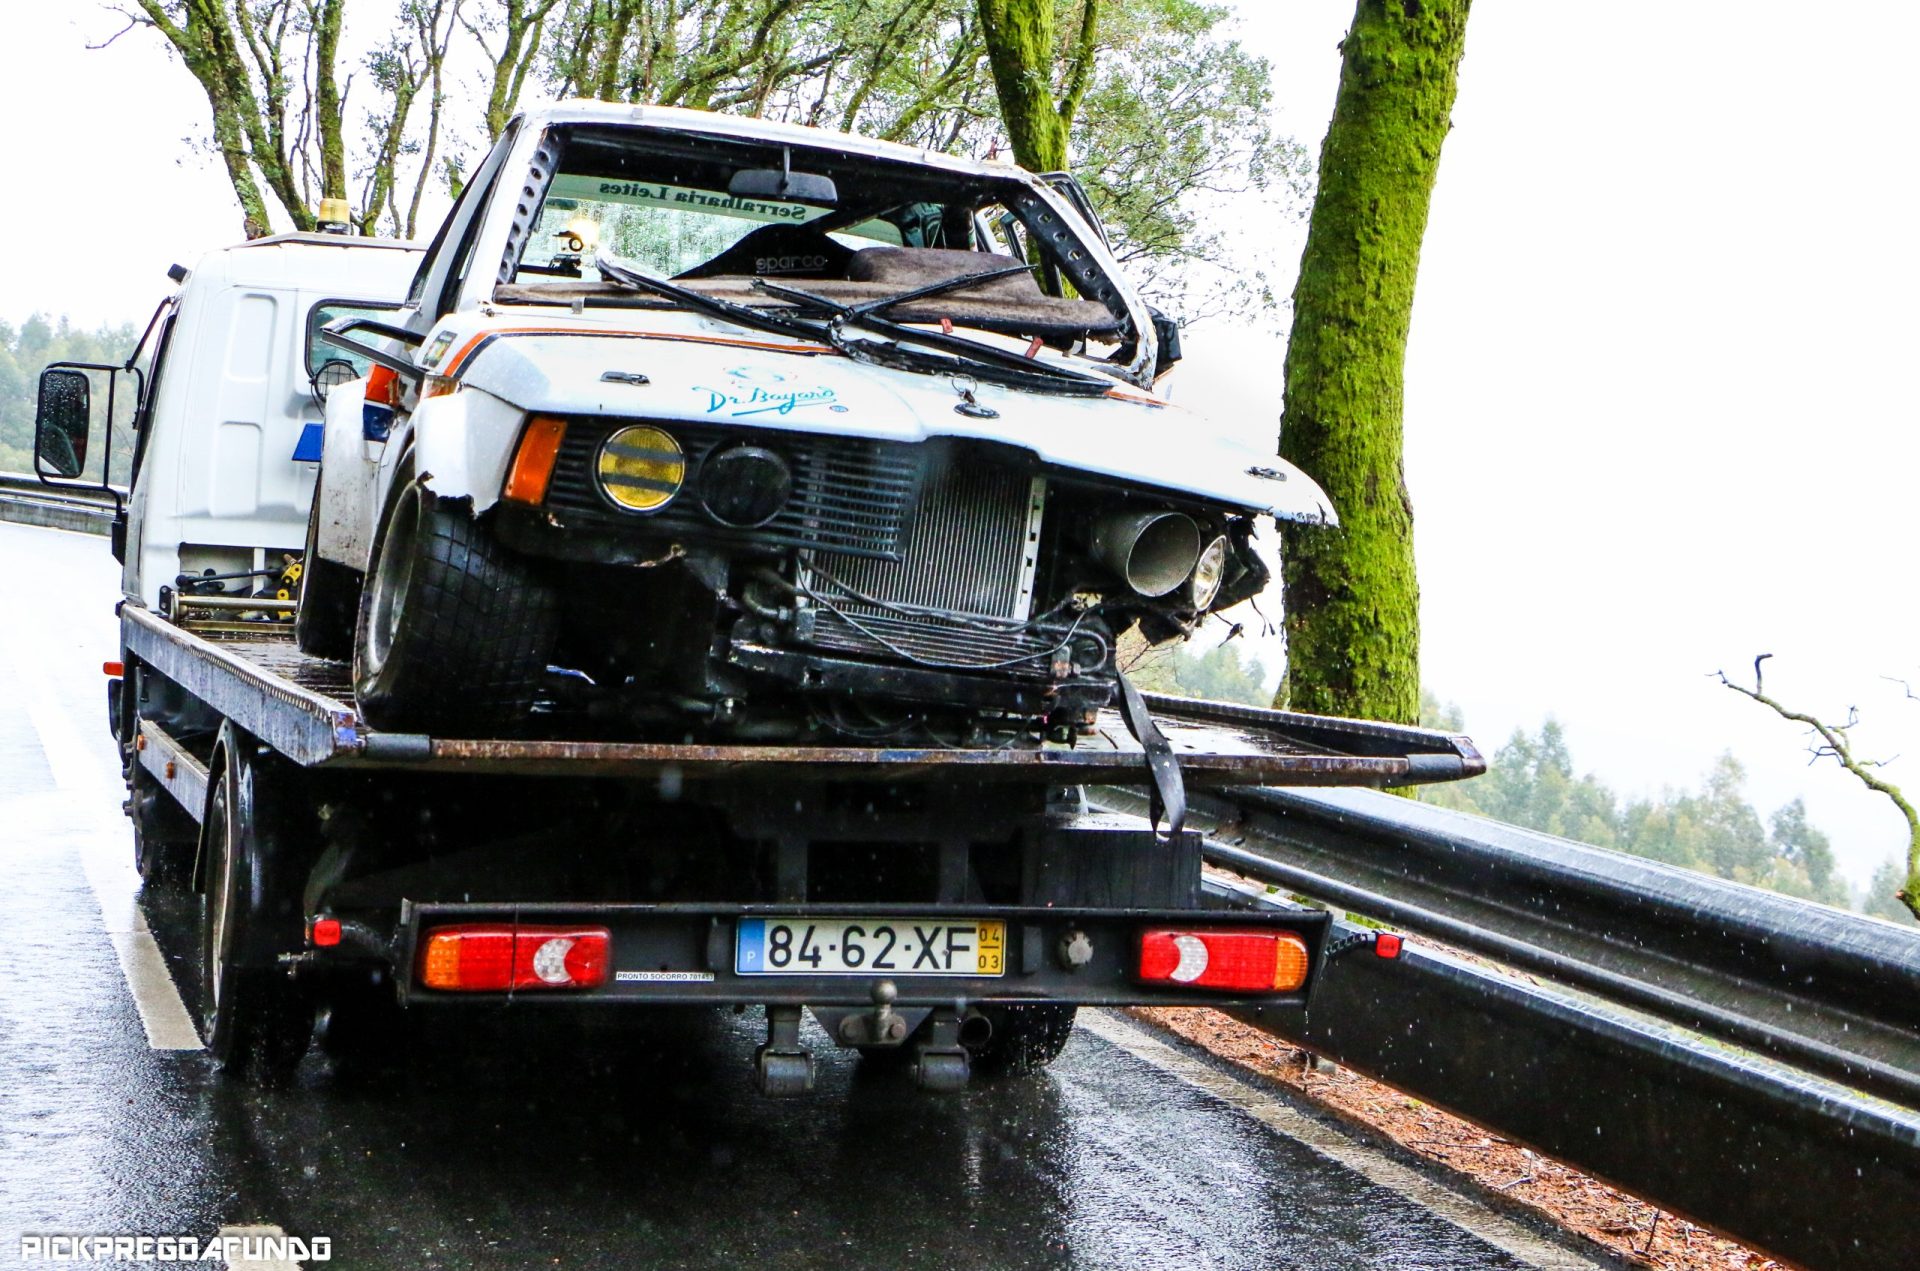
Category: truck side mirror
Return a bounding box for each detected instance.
[34,367,92,479]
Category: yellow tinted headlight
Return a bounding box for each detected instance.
[597,425,685,511]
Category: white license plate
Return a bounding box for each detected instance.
[735,918,1006,976]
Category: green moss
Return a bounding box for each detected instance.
[978,0,1073,171]
[1276,0,1472,725]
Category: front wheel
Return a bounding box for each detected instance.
[352,479,558,734]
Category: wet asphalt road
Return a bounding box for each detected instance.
[0,523,1605,1270]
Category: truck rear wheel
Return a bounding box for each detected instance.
[130,763,197,890]
[966,1003,1078,1076]
[294,487,360,661]
[200,769,313,1085]
[353,478,558,734]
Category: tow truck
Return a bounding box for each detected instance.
[31,117,1482,1093]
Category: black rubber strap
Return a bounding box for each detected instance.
[1117,670,1186,842]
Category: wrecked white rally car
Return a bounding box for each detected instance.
[299,101,1334,741]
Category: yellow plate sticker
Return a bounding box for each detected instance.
[977,921,1006,975]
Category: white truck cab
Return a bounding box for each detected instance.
[108,234,421,610]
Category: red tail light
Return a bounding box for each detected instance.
[1137,928,1311,992]
[418,924,611,991]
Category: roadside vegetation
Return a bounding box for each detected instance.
[1418,697,1854,911]
[1131,633,1895,919]
[0,316,137,478]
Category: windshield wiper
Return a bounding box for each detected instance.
[753,278,1112,396]
[592,251,833,348]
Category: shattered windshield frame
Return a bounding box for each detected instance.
[494,123,1149,387]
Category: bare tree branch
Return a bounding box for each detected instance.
[1719,658,1920,919]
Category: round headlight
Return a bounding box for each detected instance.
[699,445,792,528]
[597,425,684,512]
[1188,535,1230,610]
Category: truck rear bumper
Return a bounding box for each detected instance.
[349,901,1332,1010]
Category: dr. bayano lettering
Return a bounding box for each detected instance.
[698,383,838,417]
[596,181,810,221]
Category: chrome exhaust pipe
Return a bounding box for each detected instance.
[1088,510,1202,597]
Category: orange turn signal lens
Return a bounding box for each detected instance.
[502,415,568,505]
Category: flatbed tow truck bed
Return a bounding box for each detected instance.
[116,603,1481,1093]
[122,604,1483,794]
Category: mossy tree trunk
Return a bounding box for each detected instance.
[128,0,330,235]
[976,0,1100,172]
[465,0,562,141]
[1276,0,1471,724]
[308,0,349,202]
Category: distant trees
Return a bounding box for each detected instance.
[0,317,139,479]
[1126,636,1273,707]
[1865,858,1918,926]
[1419,698,1852,910]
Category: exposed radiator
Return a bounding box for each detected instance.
[808,461,1043,619]
[798,459,1058,674]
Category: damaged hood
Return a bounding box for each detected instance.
[435,314,1337,525]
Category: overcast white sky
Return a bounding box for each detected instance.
[4,3,1915,890]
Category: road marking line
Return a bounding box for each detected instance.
[218,1224,304,1270]
[1081,1010,1610,1271]
[1,609,205,1051]
[108,931,205,1050]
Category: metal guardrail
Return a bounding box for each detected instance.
[1102,785,1920,1271]
[1189,785,1920,1105]
[0,471,117,535]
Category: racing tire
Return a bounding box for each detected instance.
[352,477,558,735]
[130,762,198,890]
[965,1003,1078,1077]
[294,484,361,661]
[200,771,314,1086]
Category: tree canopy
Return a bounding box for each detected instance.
[104,0,1305,318]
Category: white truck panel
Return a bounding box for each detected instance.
[124,238,421,606]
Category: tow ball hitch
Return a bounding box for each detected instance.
[755,1005,816,1097]
[911,1009,971,1092]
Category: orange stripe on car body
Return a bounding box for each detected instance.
[438,326,834,378]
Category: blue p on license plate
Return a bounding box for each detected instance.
[736,918,1006,976]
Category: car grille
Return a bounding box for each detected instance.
[546,418,921,559]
